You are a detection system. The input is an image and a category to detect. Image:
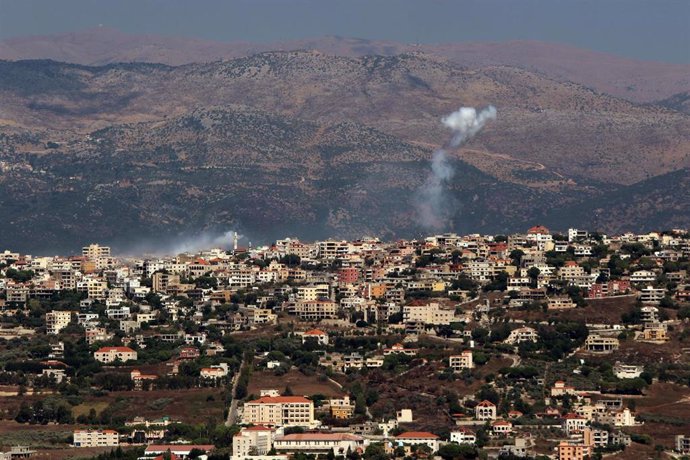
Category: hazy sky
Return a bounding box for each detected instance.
[1,0,689,63]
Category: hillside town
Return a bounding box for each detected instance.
[0,226,689,460]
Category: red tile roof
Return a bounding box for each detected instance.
[477,400,496,407]
[245,425,273,431]
[396,431,439,439]
[248,396,311,404]
[96,346,136,353]
[304,329,327,336]
[279,433,362,441]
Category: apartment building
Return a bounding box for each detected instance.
[329,396,355,419]
[77,278,108,300]
[296,284,330,301]
[46,310,72,334]
[82,244,111,259]
[293,300,338,321]
[152,272,180,293]
[73,429,119,447]
[241,396,316,428]
[557,441,590,460]
[402,302,454,325]
[639,286,665,304]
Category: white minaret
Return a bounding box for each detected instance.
[233,232,239,251]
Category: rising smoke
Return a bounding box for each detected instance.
[415,105,497,230]
[166,230,240,255]
[119,229,242,256]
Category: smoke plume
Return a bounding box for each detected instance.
[415,105,497,230]
[119,229,243,256]
[167,230,241,255]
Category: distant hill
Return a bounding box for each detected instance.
[0,53,688,252]
[1,28,688,103]
[655,92,690,115]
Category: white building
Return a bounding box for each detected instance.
[394,432,440,453]
[504,327,538,344]
[241,396,316,428]
[94,346,137,363]
[450,429,476,445]
[475,400,497,421]
[300,329,329,345]
[613,362,644,379]
[630,270,657,283]
[200,363,229,380]
[449,351,473,371]
[233,426,275,458]
[562,414,587,434]
[274,433,364,455]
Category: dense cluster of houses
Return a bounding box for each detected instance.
[0,227,688,459]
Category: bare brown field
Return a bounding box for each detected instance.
[0,387,227,425]
[506,296,638,324]
[247,369,344,398]
[84,388,228,424]
[619,383,690,448]
[32,446,123,460]
[363,355,513,433]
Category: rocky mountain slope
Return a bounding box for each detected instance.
[1,28,688,103]
[0,53,688,252]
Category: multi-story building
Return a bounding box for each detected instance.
[329,396,355,419]
[402,302,454,325]
[676,435,690,454]
[94,346,138,363]
[77,278,108,301]
[450,429,476,445]
[232,426,275,458]
[551,381,577,397]
[293,300,338,321]
[274,433,364,455]
[584,335,619,353]
[639,286,666,304]
[152,272,180,293]
[475,400,497,421]
[613,362,643,379]
[82,244,111,259]
[504,327,539,344]
[241,396,316,428]
[296,284,330,301]
[587,280,631,299]
[562,414,587,434]
[630,270,657,283]
[449,351,473,371]
[300,329,329,346]
[46,310,72,334]
[73,429,119,447]
[557,441,591,460]
[394,432,440,453]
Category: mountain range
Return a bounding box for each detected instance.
[0,29,688,253]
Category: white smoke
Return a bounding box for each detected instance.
[167,230,240,255]
[443,106,497,147]
[415,105,497,229]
